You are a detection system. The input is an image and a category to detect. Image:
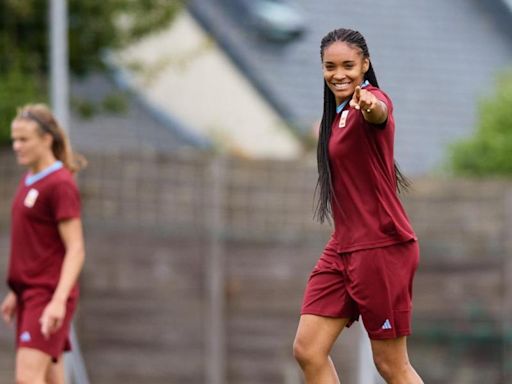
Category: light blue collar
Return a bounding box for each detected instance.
[336,80,370,114]
[25,161,63,186]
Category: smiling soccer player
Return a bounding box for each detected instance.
[293,28,424,384]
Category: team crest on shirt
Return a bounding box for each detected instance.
[24,188,39,208]
[339,110,349,128]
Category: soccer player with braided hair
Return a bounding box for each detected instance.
[1,104,86,384]
[293,28,423,383]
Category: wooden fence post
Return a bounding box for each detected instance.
[206,154,226,384]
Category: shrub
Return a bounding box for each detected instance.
[450,69,512,176]
[0,65,46,146]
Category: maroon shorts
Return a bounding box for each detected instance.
[16,288,77,361]
[301,238,419,339]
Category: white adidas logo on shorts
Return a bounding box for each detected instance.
[20,331,31,342]
[381,319,392,330]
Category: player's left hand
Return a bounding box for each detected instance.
[40,299,66,339]
[1,291,17,325]
[349,86,379,112]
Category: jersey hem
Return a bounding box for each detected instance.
[334,235,417,254]
[367,329,412,340]
[300,310,358,328]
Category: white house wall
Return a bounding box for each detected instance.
[114,10,301,159]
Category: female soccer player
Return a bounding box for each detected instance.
[1,104,86,384]
[293,29,424,383]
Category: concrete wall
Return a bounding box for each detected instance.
[1,150,511,383]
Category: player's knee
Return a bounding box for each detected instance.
[293,337,324,368]
[373,351,410,381]
[16,373,46,384]
[292,337,306,365]
[16,364,46,384]
[373,353,394,381]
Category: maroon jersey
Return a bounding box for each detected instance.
[329,85,416,253]
[7,167,81,297]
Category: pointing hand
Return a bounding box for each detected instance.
[349,86,378,113]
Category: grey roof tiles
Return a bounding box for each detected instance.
[189,0,512,175]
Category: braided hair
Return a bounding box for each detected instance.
[314,28,409,223]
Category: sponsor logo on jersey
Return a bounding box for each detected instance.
[24,188,39,208]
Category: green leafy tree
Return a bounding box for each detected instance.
[450,69,512,176]
[0,66,45,144]
[0,0,184,144]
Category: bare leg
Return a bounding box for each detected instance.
[293,314,349,384]
[370,337,423,384]
[16,347,52,384]
[46,357,66,384]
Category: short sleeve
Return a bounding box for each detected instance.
[370,88,393,114]
[51,180,81,222]
[368,88,394,130]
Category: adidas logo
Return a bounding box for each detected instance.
[381,319,392,330]
[20,331,31,342]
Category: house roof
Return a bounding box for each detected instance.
[188,0,512,175]
[70,73,206,154]
[109,12,302,160]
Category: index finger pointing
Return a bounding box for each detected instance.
[354,86,361,99]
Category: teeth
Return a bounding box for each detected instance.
[333,82,350,89]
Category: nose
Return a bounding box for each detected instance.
[333,68,345,80]
[12,141,21,152]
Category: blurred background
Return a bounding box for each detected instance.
[1,0,512,383]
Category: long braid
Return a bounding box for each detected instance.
[314,83,337,223]
[315,28,409,223]
[366,61,379,88]
[365,61,410,192]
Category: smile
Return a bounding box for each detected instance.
[332,81,351,90]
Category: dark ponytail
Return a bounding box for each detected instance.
[314,28,409,223]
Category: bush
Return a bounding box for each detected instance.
[1,0,184,76]
[450,69,512,176]
[0,0,184,145]
[0,66,46,146]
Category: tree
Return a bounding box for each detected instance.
[449,69,512,176]
[0,0,184,144]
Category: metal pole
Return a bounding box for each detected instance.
[358,323,380,384]
[206,155,226,384]
[67,324,91,384]
[502,191,512,383]
[49,3,91,383]
[49,0,70,132]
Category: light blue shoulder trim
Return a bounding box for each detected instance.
[336,80,370,114]
[25,161,63,186]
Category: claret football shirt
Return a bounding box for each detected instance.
[8,163,81,297]
[328,85,416,253]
